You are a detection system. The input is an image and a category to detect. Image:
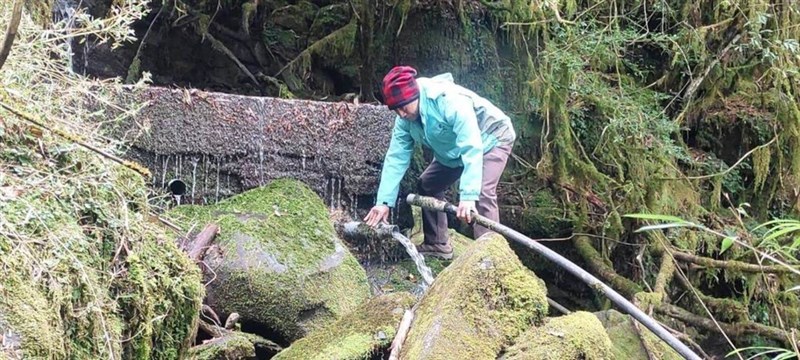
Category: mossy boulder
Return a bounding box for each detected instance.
[166,179,371,342]
[501,311,613,360]
[595,310,682,360]
[274,292,415,360]
[399,234,549,359]
[187,331,282,360]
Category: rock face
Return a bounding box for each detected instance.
[273,292,415,360]
[595,310,682,360]
[399,234,549,359]
[166,178,371,343]
[501,311,614,360]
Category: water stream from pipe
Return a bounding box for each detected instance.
[391,232,435,290]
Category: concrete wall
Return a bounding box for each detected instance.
[109,86,402,219]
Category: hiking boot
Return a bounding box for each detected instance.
[416,243,453,260]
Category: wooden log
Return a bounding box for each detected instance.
[188,223,219,262]
[388,309,414,360]
[0,0,23,72]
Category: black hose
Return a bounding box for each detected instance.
[406,193,701,360]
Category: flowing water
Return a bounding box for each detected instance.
[391,232,435,289]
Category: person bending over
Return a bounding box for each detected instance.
[364,66,516,260]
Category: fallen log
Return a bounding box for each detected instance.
[388,309,415,360]
[188,223,219,262]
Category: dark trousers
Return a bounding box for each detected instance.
[419,145,512,244]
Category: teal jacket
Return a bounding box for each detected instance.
[375,73,516,207]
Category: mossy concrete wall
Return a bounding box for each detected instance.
[106,86,396,215]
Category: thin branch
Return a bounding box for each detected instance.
[0,0,24,72]
[664,136,778,181]
[547,297,571,315]
[201,31,261,88]
[388,309,414,360]
[671,249,794,274]
[675,34,742,123]
[0,100,152,178]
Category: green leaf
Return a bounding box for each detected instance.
[634,223,691,233]
[623,213,690,223]
[720,237,735,254]
[762,223,800,244]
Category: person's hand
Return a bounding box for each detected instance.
[456,201,476,224]
[364,205,390,227]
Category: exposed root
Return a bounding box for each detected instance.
[671,250,794,274]
[674,272,748,322]
[655,303,791,345]
[573,236,642,298]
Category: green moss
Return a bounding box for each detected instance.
[274,292,415,360]
[188,331,280,360]
[595,310,682,360]
[399,234,549,359]
[166,179,370,342]
[503,311,613,360]
[0,125,203,359]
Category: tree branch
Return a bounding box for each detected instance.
[671,250,794,273]
[656,303,791,345]
[0,0,24,72]
[573,236,643,298]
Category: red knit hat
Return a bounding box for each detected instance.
[382,66,420,110]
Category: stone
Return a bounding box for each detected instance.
[399,234,549,359]
[273,292,415,360]
[166,178,371,342]
[502,311,614,360]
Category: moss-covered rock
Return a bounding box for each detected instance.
[166,179,371,342]
[274,292,415,359]
[502,311,613,360]
[187,331,281,360]
[399,234,549,359]
[594,310,682,360]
